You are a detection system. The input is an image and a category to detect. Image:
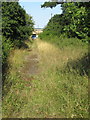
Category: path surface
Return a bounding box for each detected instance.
[20,39,68,80]
[21,38,80,78]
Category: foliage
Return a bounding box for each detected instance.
[61,3,89,39]
[43,14,64,36]
[41,1,63,8]
[2,2,34,66]
[39,33,87,50]
[2,36,13,65]
[41,2,90,41]
[2,2,34,46]
[41,2,58,8]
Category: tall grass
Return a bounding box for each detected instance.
[2,37,89,118]
[39,32,88,49]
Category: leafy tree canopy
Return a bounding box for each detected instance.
[41,1,90,40]
[2,2,34,65]
[41,2,58,8]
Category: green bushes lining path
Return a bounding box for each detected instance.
[39,2,89,78]
[2,2,34,65]
[41,2,90,41]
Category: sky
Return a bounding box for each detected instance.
[19,1,62,28]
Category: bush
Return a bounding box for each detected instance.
[2,36,13,65]
[2,2,34,65]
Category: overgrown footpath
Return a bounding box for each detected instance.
[3,37,88,118]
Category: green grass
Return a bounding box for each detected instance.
[2,37,89,118]
[39,33,88,49]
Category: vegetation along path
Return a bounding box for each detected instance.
[3,38,88,118]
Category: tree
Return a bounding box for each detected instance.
[2,2,34,65]
[41,2,58,8]
[2,2,34,47]
[43,14,65,36]
[41,1,90,40]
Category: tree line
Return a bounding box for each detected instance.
[2,2,34,67]
[40,2,90,42]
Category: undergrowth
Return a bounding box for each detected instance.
[2,37,89,118]
[39,33,88,49]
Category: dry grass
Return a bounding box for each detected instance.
[3,38,88,118]
[37,39,87,72]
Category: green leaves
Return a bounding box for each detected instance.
[2,2,34,65]
[42,2,89,40]
[2,36,13,64]
[41,2,58,8]
[2,2,34,42]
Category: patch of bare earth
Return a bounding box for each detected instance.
[20,41,40,81]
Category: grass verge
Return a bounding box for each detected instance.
[2,37,89,118]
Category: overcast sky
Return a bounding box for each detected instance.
[19,2,62,28]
